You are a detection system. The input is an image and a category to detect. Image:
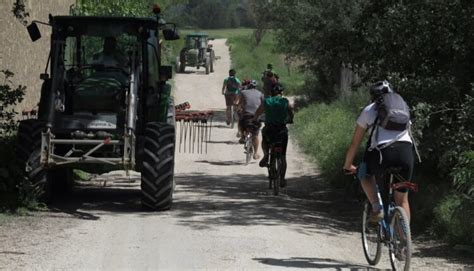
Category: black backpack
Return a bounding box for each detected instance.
[375,92,410,131]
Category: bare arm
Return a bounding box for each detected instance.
[253,102,264,121]
[343,124,366,173]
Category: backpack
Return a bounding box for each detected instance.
[226,76,239,92]
[376,92,410,131]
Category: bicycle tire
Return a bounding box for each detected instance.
[230,106,238,129]
[361,201,382,266]
[273,154,280,195]
[389,207,412,271]
[245,135,253,165]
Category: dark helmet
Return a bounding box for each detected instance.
[267,63,273,69]
[369,80,394,98]
[229,69,236,76]
[271,83,284,94]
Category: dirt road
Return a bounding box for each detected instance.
[0,39,472,270]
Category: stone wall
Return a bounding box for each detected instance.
[0,0,74,113]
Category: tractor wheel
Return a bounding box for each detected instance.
[141,122,176,211]
[16,119,44,166]
[210,50,215,73]
[16,119,56,203]
[205,57,210,75]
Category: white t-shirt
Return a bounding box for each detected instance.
[357,103,412,146]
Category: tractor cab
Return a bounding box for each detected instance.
[19,11,181,210]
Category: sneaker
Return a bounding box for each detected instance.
[253,153,260,160]
[239,137,245,144]
[259,156,268,168]
[368,209,384,224]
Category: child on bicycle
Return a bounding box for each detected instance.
[222,69,241,125]
[253,83,294,187]
[343,80,416,223]
[236,80,263,159]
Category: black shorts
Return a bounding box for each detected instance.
[239,114,261,135]
[262,124,288,155]
[365,141,414,191]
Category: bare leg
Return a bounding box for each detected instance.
[252,135,260,159]
[361,176,379,207]
[226,105,232,124]
[394,191,410,221]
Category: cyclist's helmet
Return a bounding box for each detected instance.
[249,79,257,88]
[271,83,284,94]
[229,69,236,76]
[369,80,394,98]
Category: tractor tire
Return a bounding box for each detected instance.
[16,119,44,169]
[24,149,53,203]
[141,122,176,211]
[16,120,56,203]
[205,57,210,75]
[16,120,72,203]
[210,50,215,73]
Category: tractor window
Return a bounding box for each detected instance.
[148,42,160,87]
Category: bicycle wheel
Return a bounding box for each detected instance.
[389,207,412,271]
[230,106,238,129]
[245,135,253,165]
[361,201,382,266]
[272,155,280,195]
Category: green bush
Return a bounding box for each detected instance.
[434,193,474,245]
[292,91,367,185]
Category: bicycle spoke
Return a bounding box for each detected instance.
[361,201,382,266]
[389,207,412,271]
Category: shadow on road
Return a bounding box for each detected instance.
[253,257,386,270]
[47,176,146,220]
[172,172,360,236]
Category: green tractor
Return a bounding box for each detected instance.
[18,10,180,211]
[176,33,215,74]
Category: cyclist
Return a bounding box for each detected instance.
[253,83,294,187]
[236,80,263,159]
[261,69,278,97]
[222,69,241,125]
[343,80,415,223]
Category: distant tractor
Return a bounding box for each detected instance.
[17,8,181,211]
[176,33,215,74]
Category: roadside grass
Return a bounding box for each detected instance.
[292,91,368,186]
[226,31,305,94]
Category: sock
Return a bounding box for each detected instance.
[371,201,382,213]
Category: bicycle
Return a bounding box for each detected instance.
[230,104,239,129]
[359,167,418,271]
[242,121,259,165]
[265,140,284,195]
